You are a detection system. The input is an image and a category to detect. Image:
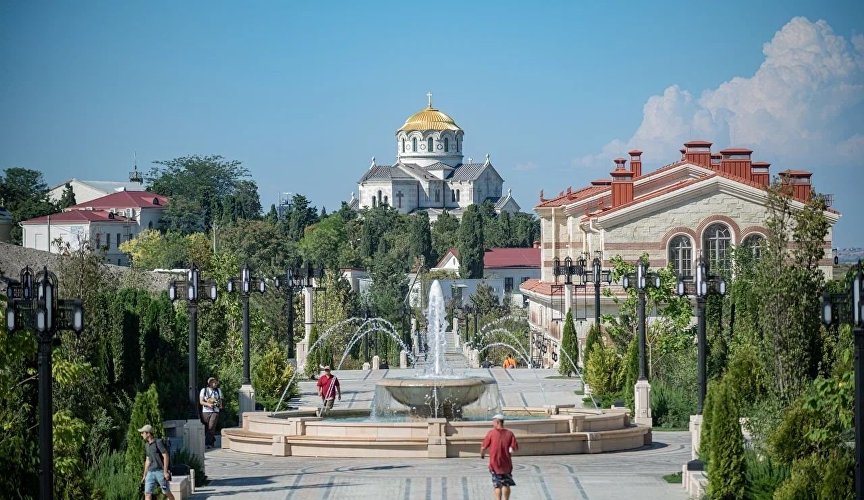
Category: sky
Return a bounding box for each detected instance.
[1,1,862,247]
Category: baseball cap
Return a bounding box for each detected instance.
[138,424,154,433]
[492,414,505,421]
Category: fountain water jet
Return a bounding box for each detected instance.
[374,280,497,419]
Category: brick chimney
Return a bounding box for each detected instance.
[779,169,813,202]
[628,150,643,178]
[610,158,634,207]
[719,148,753,180]
[751,161,770,187]
[683,140,713,168]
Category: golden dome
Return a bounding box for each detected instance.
[398,106,462,133]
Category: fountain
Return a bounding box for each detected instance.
[375,281,497,419]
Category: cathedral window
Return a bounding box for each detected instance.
[456,189,460,202]
[742,234,764,261]
[444,137,449,152]
[412,137,417,152]
[402,139,405,153]
[668,235,692,279]
[457,138,461,152]
[384,195,388,205]
[435,189,440,202]
[703,223,732,273]
[451,190,455,202]
[427,137,433,153]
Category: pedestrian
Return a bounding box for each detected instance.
[138,424,176,500]
[199,376,223,449]
[316,366,341,416]
[480,413,519,500]
[379,357,389,370]
[503,355,517,369]
[481,358,492,368]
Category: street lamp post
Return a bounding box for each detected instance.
[168,264,218,416]
[821,260,863,500]
[227,264,266,421]
[676,254,726,413]
[622,258,662,426]
[6,266,84,500]
[276,263,322,374]
[586,251,613,325]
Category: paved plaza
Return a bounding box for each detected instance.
[194,364,690,499]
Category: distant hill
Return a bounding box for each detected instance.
[0,242,170,293]
[836,248,864,264]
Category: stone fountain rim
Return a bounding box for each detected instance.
[376,376,496,388]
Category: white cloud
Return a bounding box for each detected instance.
[577,17,864,170]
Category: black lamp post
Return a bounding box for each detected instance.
[168,264,218,416]
[6,266,84,500]
[275,262,321,361]
[622,259,662,381]
[676,254,726,413]
[821,260,863,500]
[226,264,266,385]
[586,251,613,324]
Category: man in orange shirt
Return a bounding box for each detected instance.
[480,414,519,500]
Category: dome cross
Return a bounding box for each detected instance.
[426,91,433,108]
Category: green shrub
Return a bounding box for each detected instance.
[707,380,745,500]
[699,380,717,464]
[582,322,601,371]
[743,449,788,500]
[650,381,694,429]
[87,451,140,500]
[559,309,578,376]
[584,343,620,397]
[617,337,638,411]
[124,384,164,475]
[253,341,298,411]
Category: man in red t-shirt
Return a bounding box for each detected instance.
[480,413,519,500]
[315,366,341,416]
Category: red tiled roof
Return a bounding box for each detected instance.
[68,191,168,210]
[519,278,564,297]
[21,210,134,225]
[483,248,540,269]
[684,140,713,147]
[584,177,705,219]
[536,185,607,208]
[719,147,753,154]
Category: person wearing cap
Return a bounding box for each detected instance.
[315,366,341,416]
[480,414,519,500]
[199,376,222,448]
[138,424,176,500]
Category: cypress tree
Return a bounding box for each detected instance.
[700,380,717,464]
[583,323,601,370]
[125,384,164,475]
[304,326,321,379]
[457,204,484,278]
[707,379,746,499]
[559,309,579,376]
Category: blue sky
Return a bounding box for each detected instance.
[1,1,862,247]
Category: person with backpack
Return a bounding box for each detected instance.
[199,376,223,449]
[138,424,176,500]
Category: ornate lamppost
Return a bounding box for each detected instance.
[676,254,726,413]
[821,260,863,499]
[168,264,218,416]
[226,264,266,420]
[6,266,84,500]
[276,262,322,374]
[584,251,613,325]
[622,258,662,426]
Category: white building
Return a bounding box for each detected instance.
[351,95,520,219]
[48,166,146,205]
[21,190,168,265]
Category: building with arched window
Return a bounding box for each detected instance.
[520,140,839,367]
[352,95,521,220]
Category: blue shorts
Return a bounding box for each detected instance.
[491,472,515,488]
[145,470,170,494]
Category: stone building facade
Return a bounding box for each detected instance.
[520,140,840,368]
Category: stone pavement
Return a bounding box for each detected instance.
[194,431,689,499]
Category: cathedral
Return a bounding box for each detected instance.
[350,94,520,220]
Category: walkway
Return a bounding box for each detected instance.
[194,431,689,499]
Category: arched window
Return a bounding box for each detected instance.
[444,137,449,152]
[435,189,440,202]
[456,189,460,202]
[668,235,693,278]
[451,190,456,202]
[401,138,405,153]
[372,197,377,208]
[384,195,388,205]
[148,221,153,229]
[427,137,434,152]
[457,138,461,152]
[412,137,417,152]
[742,234,765,261]
[703,223,732,273]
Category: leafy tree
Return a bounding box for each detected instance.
[253,341,297,410]
[218,219,297,272]
[299,215,348,271]
[707,379,746,499]
[431,211,459,261]
[124,384,164,475]
[457,204,484,278]
[280,194,319,242]
[0,167,58,243]
[147,155,260,233]
[57,182,77,209]
[584,342,620,398]
[510,212,539,247]
[559,309,578,376]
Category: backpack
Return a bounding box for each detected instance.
[150,436,172,471]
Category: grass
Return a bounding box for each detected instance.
[662,472,683,484]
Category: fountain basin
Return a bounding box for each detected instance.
[376,376,496,419]
[223,407,651,458]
